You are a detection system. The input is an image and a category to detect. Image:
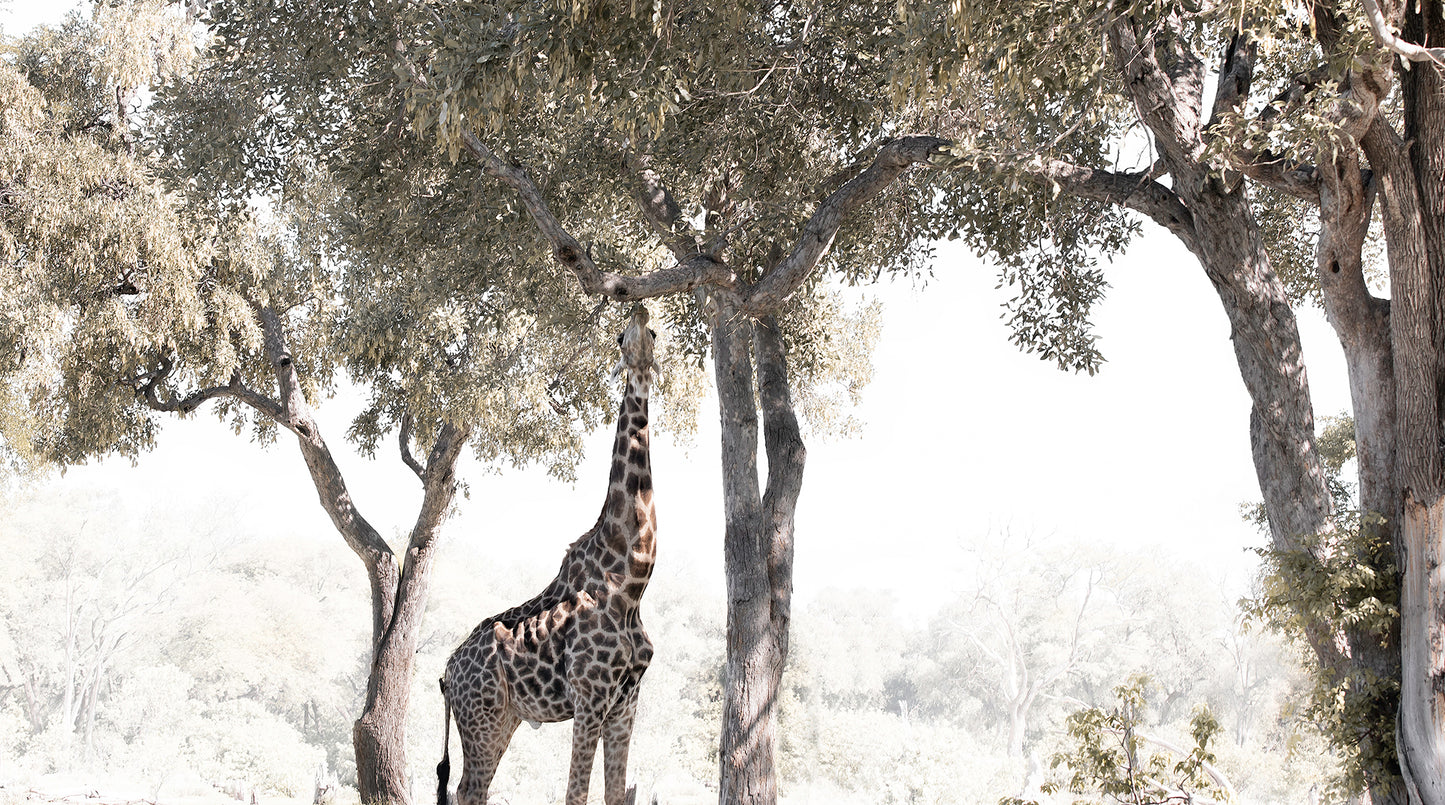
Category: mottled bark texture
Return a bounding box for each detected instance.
[712,312,803,805]
[143,306,470,805]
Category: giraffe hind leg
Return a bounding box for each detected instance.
[454,706,521,805]
[437,680,452,805]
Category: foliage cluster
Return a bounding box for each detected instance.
[1243,414,1402,799]
[1244,520,1400,798]
[1036,677,1228,805]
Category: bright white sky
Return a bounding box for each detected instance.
[2,1,1355,615]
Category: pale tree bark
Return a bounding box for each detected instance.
[717,314,805,805]
[1373,0,1445,790]
[139,304,471,805]
[707,310,805,804]
[1398,6,1445,795]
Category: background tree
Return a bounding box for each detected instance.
[930,535,1113,760]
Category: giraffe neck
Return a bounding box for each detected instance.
[592,367,655,604]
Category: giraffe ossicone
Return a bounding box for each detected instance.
[437,306,658,805]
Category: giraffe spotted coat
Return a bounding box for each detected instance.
[437,307,657,805]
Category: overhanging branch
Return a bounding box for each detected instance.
[136,356,283,421]
[1359,0,1445,65]
[741,136,950,315]
[461,130,736,301]
[1031,160,1199,250]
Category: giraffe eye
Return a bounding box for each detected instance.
[616,333,624,346]
[647,328,656,340]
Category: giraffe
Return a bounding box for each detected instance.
[437,305,658,805]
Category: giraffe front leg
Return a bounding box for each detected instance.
[565,709,605,805]
[602,677,642,805]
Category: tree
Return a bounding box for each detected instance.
[933,535,1113,760]
[399,2,985,800]
[0,7,618,804]
[884,0,1445,799]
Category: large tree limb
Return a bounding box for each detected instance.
[740,136,950,315]
[252,303,399,654]
[755,316,803,656]
[383,418,470,654]
[1234,157,1323,203]
[1207,32,1256,130]
[460,130,736,300]
[1031,160,1198,250]
[466,128,948,317]
[620,149,703,261]
[135,356,285,420]
[1360,0,1445,64]
[1106,17,1206,172]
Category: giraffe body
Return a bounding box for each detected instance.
[439,308,657,805]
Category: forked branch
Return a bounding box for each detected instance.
[461,131,736,301]
[1359,0,1445,65]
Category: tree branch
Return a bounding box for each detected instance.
[621,149,703,261]
[741,136,950,315]
[1359,0,1445,64]
[135,355,232,414]
[1106,17,1205,168]
[398,412,425,481]
[1031,160,1199,250]
[1233,155,1323,203]
[756,316,804,645]
[1133,729,1239,800]
[252,302,398,650]
[1207,31,1256,130]
[460,130,736,300]
[136,356,283,420]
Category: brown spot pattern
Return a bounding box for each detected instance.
[439,313,658,805]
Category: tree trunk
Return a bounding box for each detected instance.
[355,427,464,805]
[1393,4,1445,799]
[1102,18,1409,802]
[713,308,805,805]
[254,307,470,805]
[1006,702,1025,760]
[1316,144,1410,805]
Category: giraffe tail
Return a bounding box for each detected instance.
[436,678,451,805]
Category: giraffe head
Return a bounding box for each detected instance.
[613,305,656,388]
